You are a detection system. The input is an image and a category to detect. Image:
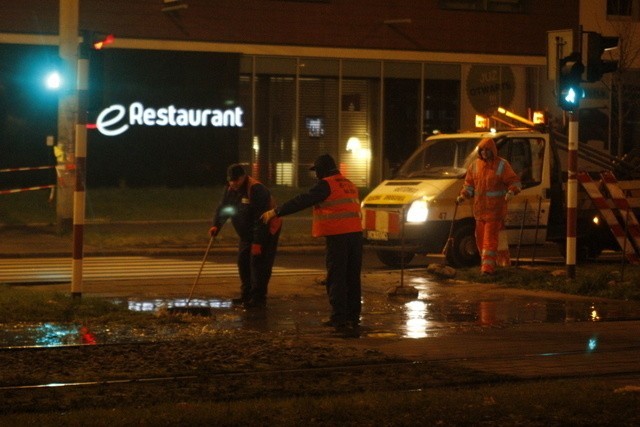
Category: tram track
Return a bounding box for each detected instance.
[2,337,640,414]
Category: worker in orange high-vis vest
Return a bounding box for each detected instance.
[457,138,521,275]
[210,164,282,308]
[261,154,363,334]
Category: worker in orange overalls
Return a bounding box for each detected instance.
[457,138,521,275]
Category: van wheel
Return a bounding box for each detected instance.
[376,250,415,268]
[445,224,480,268]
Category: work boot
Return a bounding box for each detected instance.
[243,298,266,309]
[332,323,360,338]
[347,318,360,328]
[322,319,345,328]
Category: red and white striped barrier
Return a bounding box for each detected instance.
[1,164,56,201]
[577,171,639,264]
[0,165,55,173]
[0,184,55,195]
[362,208,401,236]
[600,170,640,253]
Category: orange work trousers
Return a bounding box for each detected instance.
[475,219,502,274]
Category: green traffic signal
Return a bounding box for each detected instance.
[44,71,63,90]
[557,52,584,111]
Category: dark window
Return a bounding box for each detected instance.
[424,79,460,136]
[498,138,545,188]
[608,0,633,16]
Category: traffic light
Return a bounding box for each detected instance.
[80,31,115,52]
[42,55,70,92]
[585,32,618,82]
[91,33,115,50]
[557,52,584,111]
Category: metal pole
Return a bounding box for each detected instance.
[620,203,630,282]
[57,0,79,234]
[71,35,89,298]
[515,199,528,266]
[566,111,579,279]
[400,207,405,288]
[531,196,542,264]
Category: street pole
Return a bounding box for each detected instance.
[566,111,578,279]
[57,0,79,234]
[71,34,89,298]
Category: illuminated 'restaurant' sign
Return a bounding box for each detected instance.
[95,102,244,136]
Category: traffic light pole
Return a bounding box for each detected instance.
[57,0,79,234]
[71,38,89,298]
[566,111,579,279]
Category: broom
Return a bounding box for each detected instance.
[424,200,459,279]
[442,201,459,262]
[168,236,215,316]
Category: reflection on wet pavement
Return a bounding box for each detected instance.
[2,273,640,347]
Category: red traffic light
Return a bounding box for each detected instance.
[92,33,115,50]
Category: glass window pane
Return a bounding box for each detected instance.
[343,60,381,78]
[385,61,422,79]
[299,58,339,76]
[255,57,297,75]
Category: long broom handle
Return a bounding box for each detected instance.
[187,235,215,303]
[443,201,459,255]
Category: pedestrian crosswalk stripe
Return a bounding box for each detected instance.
[0,257,324,283]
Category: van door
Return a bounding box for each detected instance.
[498,137,551,246]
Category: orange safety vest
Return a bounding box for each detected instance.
[247,176,282,235]
[312,174,362,237]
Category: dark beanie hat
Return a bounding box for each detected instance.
[226,163,246,181]
[309,154,337,173]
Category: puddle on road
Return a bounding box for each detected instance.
[2,289,640,347]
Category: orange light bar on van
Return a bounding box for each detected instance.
[532,111,546,125]
[475,115,489,128]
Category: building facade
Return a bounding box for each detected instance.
[1,0,582,189]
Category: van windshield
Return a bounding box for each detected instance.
[396,137,480,179]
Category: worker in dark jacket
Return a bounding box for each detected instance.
[261,154,362,333]
[210,164,282,308]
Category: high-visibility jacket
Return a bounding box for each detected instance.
[247,176,282,236]
[312,174,362,237]
[461,138,521,222]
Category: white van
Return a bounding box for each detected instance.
[361,129,615,267]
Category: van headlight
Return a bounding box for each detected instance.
[406,198,428,223]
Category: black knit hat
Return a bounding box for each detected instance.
[226,163,246,181]
[309,154,337,173]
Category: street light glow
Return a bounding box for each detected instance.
[45,71,62,90]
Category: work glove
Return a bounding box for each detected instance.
[251,243,262,256]
[208,226,219,237]
[261,209,277,224]
[455,195,465,205]
[504,191,514,202]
